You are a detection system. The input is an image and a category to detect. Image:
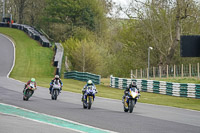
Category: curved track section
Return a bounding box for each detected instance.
[0,34,200,133]
[0,34,14,77]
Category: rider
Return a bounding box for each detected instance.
[122,81,140,102]
[23,78,37,93]
[49,75,63,94]
[82,80,97,101]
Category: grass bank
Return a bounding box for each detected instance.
[1,27,200,111]
[0,27,54,78]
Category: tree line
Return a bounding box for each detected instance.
[1,0,200,78]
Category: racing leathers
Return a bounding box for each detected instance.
[49,78,63,94]
[122,83,140,103]
[23,80,37,93]
[82,83,97,101]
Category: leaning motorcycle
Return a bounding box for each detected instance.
[23,82,36,101]
[82,86,96,109]
[51,83,61,100]
[123,87,139,113]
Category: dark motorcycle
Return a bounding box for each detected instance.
[23,83,36,101]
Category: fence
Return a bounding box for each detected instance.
[110,76,200,99]
[54,43,64,76]
[64,71,101,84]
[133,63,200,79]
[0,22,51,47]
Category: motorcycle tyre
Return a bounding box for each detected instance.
[54,89,58,100]
[83,102,87,109]
[129,99,135,113]
[24,89,32,101]
[88,96,92,109]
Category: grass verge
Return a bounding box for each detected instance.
[0,27,54,78]
[1,27,200,111]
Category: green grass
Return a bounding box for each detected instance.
[153,77,200,84]
[1,27,200,111]
[0,28,55,78]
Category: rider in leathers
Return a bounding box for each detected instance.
[49,75,63,94]
[23,78,37,93]
[82,80,97,101]
[122,81,140,103]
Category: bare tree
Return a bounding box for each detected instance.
[121,0,199,65]
[15,0,28,23]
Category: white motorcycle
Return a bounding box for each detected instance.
[51,83,61,100]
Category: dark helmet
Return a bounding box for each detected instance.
[130,81,136,87]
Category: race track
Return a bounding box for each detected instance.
[0,33,200,133]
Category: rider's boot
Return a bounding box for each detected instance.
[81,95,83,102]
[122,95,125,103]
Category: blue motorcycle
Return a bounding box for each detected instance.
[82,86,96,109]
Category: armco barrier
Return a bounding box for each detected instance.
[110,75,200,99]
[54,43,64,76]
[64,71,101,84]
[0,22,51,47]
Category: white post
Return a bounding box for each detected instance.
[148,47,153,79]
[189,64,191,77]
[159,66,161,78]
[3,0,5,21]
[167,65,168,79]
[131,70,133,79]
[174,64,176,78]
[136,69,137,78]
[198,63,199,78]
[181,64,183,78]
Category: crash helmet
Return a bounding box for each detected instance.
[55,75,59,79]
[130,81,136,87]
[31,78,35,82]
[87,80,93,85]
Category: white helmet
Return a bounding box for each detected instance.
[55,75,59,79]
[87,80,93,85]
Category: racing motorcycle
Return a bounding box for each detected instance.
[51,82,61,100]
[82,86,96,109]
[123,87,139,113]
[23,82,36,101]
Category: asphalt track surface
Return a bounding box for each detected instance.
[0,33,200,133]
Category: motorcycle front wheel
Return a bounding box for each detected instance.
[51,89,58,100]
[87,96,92,109]
[129,99,135,113]
[24,89,33,101]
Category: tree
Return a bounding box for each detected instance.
[44,0,107,41]
[15,0,28,24]
[117,0,200,66]
[63,37,103,74]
